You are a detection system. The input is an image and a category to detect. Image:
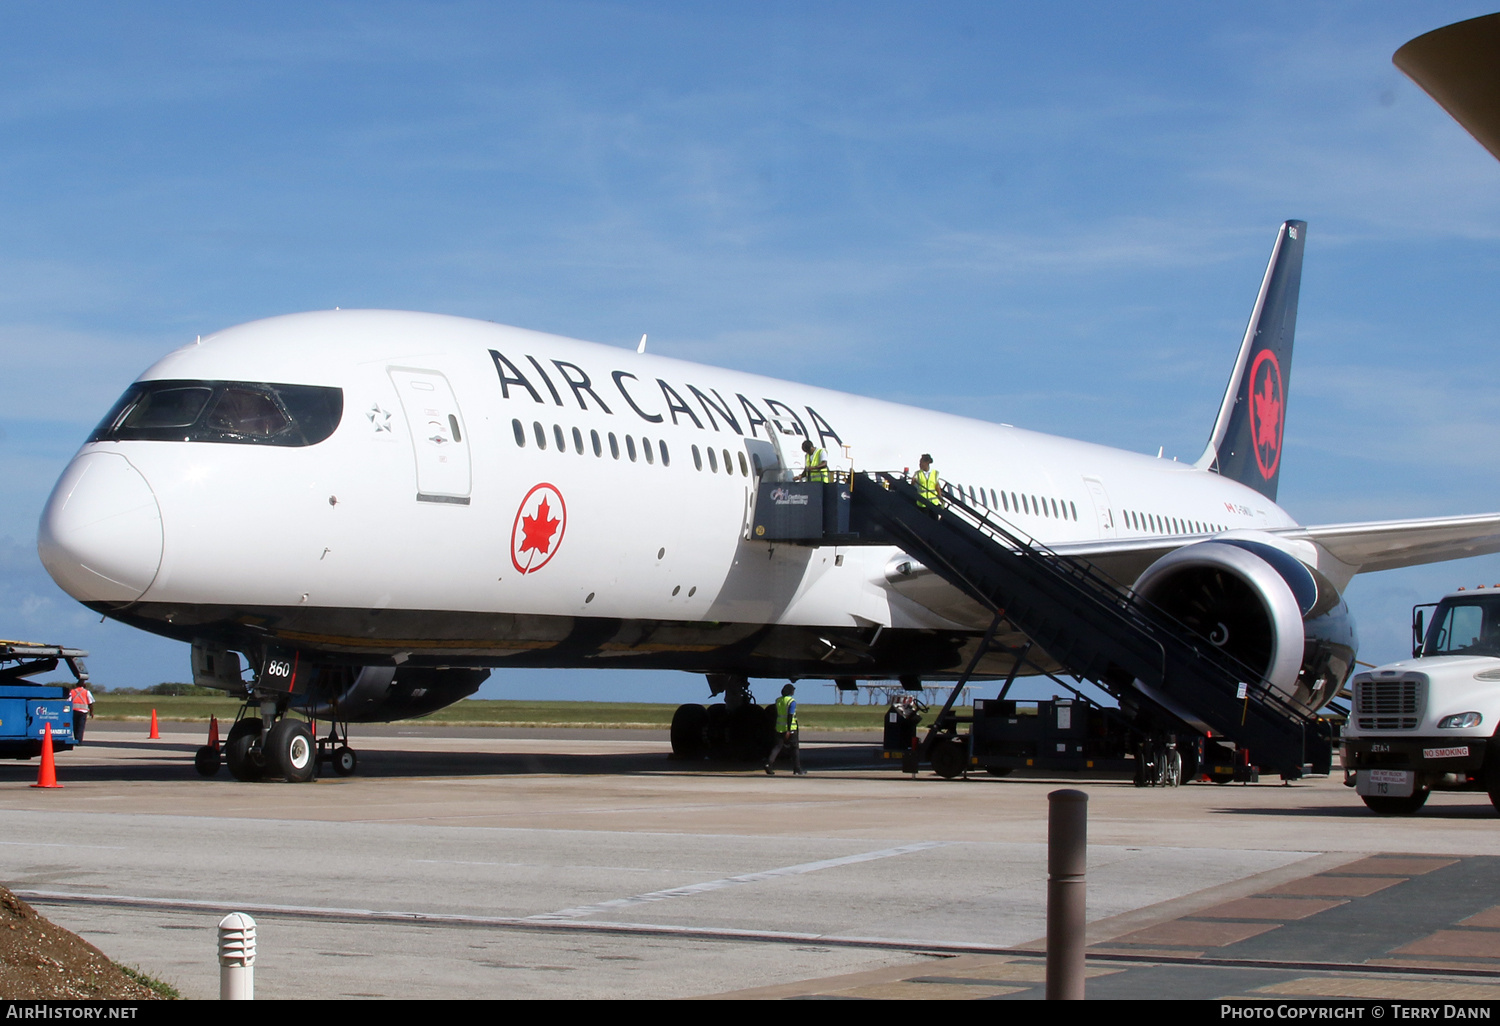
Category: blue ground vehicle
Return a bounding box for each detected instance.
[0,641,87,758]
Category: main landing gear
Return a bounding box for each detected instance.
[194,700,360,783]
[670,675,776,763]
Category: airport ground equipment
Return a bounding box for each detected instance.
[754,472,1336,780]
[1342,588,1500,815]
[0,641,85,759]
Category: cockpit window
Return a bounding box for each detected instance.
[89,379,343,447]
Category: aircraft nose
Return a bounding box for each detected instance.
[38,452,164,603]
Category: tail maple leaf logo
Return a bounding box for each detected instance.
[1247,349,1284,479]
[511,483,567,575]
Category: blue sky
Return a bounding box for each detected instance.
[3,2,1499,704]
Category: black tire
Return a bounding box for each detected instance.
[265,719,316,783]
[1178,743,1202,783]
[704,703,729,760]
[670,704,707,759]
[1490,788,1500,816]
[333,746,358,776]
[931,735,968,779]
[1361,790,1429,815]
[984,766,1013,778]
[194,745,221,777]
[225,718,264,782]
[726,703,771,761]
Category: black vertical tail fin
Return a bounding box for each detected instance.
[1195,220,1305,501]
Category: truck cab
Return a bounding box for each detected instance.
[1341,589,1500,815]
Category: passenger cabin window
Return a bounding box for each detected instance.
[534,422,547,449]
[90,379,343,447]
[608,433,620,459]
[513,419,526,446]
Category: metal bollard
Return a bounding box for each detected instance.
[218,912,256,1000]
[1046,789,1087,1000]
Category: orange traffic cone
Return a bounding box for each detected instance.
[32,723,62,789]
[149,708,160,739]
[207,716,220,748]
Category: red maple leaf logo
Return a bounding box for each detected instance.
[520,497,561,556]
[511,483,568,575]
[1248,350,1284,479]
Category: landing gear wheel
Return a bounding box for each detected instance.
[930,736,968,780]
[266,719,316,783]
[333,746,358,776]
[984,766,1013,778]
[726,703,771,762]
[704,703,730,760]
[194,745,221,777]
[225,718,264,782]
[670,704,707,759]
[1361,790,1429,815]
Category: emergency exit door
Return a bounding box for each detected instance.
[389,368,471,504]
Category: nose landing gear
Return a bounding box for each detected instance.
[196,703,359,783]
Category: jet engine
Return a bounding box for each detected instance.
[1131,537,1356,713]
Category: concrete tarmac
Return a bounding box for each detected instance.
[1,721,1497,1000]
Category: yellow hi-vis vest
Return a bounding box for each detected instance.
[915,468,940,507]
[806,447,829,483]
[775,695,798,732]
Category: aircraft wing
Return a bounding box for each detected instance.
[1271,514,1500,574]
[1040,514,1500,585]
[889,514,1500,624]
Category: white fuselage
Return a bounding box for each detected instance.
[39,309,1297,676]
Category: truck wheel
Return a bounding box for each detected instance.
[193,745,221,777]
[931,736,968,779]
[1361,790,1429,815]
[1488,787,1500,816]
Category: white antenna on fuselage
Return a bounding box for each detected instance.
[637,334,647,354]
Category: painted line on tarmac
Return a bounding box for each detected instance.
[18,888,1500,981]
[525,840,951,921]
[0,841,127,851]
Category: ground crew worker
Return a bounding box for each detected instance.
[914,453,941,511]
[765,683,805,775]
[69,683,95,742]
[800,439,829,483]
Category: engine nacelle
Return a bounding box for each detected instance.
[1132,537,1356,713]
[299,665,490,722]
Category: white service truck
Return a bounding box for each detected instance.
[1342,588,1500,815]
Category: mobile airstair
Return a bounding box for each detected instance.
[753,472,1333,778]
